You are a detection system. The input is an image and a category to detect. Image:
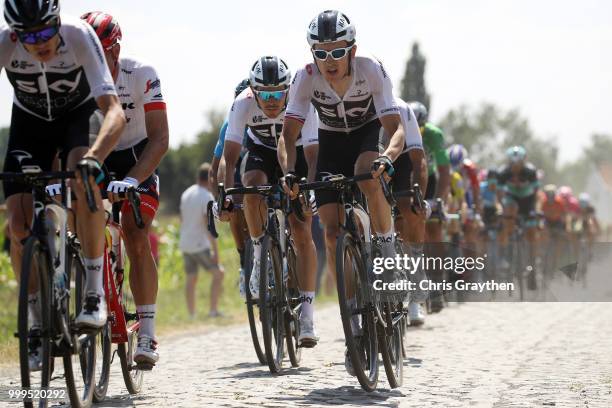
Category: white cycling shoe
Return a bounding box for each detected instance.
[298,316,319,348]
[249,259,261,300]
[408,301,425,326]
[133,334,159,366]
[75,292,107,330]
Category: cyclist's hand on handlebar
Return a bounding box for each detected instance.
[75,157,104,211]
[76,157,105,184]
[107,177,139,203]
[217,196,234,222]
[371,155,394,181]
[281,172,299,199]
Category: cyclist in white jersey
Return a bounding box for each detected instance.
[221,56,320,347]
[1,0,126,369]
[278,10,422,375]
[80,12,169,366]
[379,97,429,324]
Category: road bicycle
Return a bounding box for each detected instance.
[210,182,304,373]
[300,172,407,391]
[89,187,147,401]
[3,167,96,408]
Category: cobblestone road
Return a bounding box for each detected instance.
[3,301,610,407]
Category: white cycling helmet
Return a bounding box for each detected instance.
[307,10,356,48]
[249,56,291,89]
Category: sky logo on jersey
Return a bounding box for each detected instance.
[144,78,161,94]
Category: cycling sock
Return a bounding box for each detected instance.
[300,291,315,320]
[28,292,41,328]
[252,234,265,262]
[238,248,245,269]
[84,256,104,297]
[376,228,396,258]
[137,304,156,339]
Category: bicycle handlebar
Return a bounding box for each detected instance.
[0,170,75,182]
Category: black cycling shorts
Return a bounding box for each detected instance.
[3,100,96,199]
[390,151,413,196]
[103,138,159,218]
[315,119,381,206]
[425,172,437,200]
[242,139,308,184]
[503,193,536,218]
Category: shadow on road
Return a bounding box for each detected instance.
[269,385,404,406]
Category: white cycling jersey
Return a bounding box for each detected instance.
[0,16,116,121]
[225,87,318,150]
[380,97,423,154]
[285,53,399,133]
[113,56,166,150]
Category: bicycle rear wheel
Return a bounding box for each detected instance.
[336,230,379,392]
[259,234,285,373]
[379,303,404,388]
[244,239,266,365]
[18,237,53,408]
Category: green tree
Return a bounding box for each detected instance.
[438,103,559,181]
[400,42,431,110]
[157,109,224,213]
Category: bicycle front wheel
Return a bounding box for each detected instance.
[18,237,53,408]
[336,230,379,392]
[63,248,96,408]
[244,239,266,365]
[259,234,285,373]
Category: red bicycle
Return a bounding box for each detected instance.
[90,189,147,402]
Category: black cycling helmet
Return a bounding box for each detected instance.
[408,101,428,127]
[234,78,250,98]
[4,0,60,31]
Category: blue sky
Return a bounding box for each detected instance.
[1,0,610,163]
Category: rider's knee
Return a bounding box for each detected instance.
[358,179,379,197]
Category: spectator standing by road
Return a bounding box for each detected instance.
[179,163,224,318]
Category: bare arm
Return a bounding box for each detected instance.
[303,144,319,182]
[379,114,405,162]
[278,117,304,174]
[87,94,126,162]
[210,156,221,199]
[222,141,242,188]
[409,149,428,196]
[126,109,169,183]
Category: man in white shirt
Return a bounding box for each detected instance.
[179,163,224,318]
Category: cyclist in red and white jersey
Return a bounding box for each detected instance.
[1,0,126,368]
[221,56,320,347]
[81,11,168,366]
[278,10,417,374]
